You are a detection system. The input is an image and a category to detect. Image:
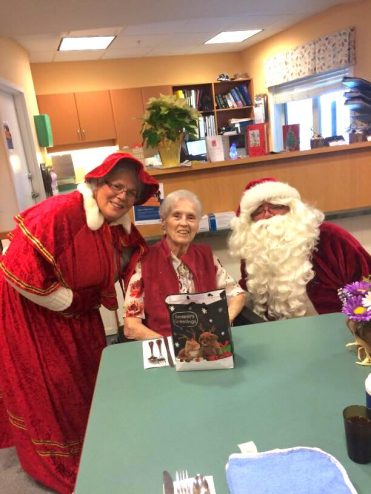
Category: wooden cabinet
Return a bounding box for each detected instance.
[37,93,81,146]
[111,88,144,149]
[141,85,172,108]
[74,91,116,143]
[111,85,172,149]
[37,90,116,147]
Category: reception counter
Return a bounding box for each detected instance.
[134,141,371,239]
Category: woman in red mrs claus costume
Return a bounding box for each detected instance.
[0,152,158,493]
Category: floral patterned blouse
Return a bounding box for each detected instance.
[123,253,244,318]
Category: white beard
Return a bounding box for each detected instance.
[240,210,321,320]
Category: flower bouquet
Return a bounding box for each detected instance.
[338,279,371,366]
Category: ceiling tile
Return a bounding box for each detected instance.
[67,27,122,36]
[53,50,105,62]
[227,14,293,30]
[15,36,60,52]
[2,0,350,63]
[102,46,152,59]
[122,20,187,36]
[237,27,286,48]
[29,51,55,63]
[162,32,216,45]
[112,34,170,49]
[180,16,243,33]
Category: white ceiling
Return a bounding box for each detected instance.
[2,0,356,63]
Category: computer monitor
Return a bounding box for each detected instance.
[186,139,207,157]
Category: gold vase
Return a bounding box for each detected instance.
[346,318,371,366]
[157,137,182,168]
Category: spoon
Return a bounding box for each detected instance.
[192,475,202,494]
[193,474,210,494]
[148,341,157,363]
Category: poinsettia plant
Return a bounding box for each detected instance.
[140,94,200,148]
[338,277,371,321]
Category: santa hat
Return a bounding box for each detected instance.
[85,152,159,205]
[236,178,301,217]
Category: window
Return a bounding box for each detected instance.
[286,98,313,151]
[271,68,351,151]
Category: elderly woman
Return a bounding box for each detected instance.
[0,152,158,494]
[124,189,246,340]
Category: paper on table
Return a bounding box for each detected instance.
[142,337,175,370]
[238,441,258,454]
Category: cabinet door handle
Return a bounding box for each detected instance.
[82,129,86,141]
[77,129,81,141]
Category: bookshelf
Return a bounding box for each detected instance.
[172,78,254,137]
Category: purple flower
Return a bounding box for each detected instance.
[343,281,371,297]
[342,295,371,321]
[338,288,348,304]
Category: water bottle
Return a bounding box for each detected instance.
[366,373,371,408]
[229,142,238,160]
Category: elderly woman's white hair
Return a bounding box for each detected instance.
[159,190,202,220]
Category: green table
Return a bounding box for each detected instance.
[75,313,371,493]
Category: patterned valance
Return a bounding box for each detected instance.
[265,28,355,88]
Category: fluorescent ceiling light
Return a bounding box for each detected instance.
[59,36,115,51]
[205,30,262,44]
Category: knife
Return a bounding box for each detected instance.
[163,470,174,494]
[163,337,175,368]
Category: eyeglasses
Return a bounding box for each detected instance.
[251,203,289,219]
[105,180,139,200]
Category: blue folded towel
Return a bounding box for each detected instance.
[226,447,357,494]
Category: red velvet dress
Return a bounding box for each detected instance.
[0,191,147,494]
[239,223,371,315]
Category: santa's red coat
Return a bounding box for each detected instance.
[240,222,371,315]
[0,191,147,494]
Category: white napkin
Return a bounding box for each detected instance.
[172,475,216,494]
[142,337,175,369]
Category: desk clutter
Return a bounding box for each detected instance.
[198,212,235,233]
[343,76,371,141]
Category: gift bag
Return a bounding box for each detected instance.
[165,289,234,371]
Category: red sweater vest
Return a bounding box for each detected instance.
[142,237,217,336]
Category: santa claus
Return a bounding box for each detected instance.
[229,178,371,320]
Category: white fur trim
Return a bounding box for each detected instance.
[78,183,104,231]
[77,183,131,233]
[109,214,131,233]
[240,181,301,214]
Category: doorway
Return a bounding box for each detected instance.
[0,79,45,212]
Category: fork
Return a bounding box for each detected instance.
[175,470,190,494]
[156,339,166,365]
